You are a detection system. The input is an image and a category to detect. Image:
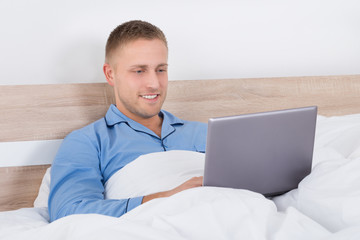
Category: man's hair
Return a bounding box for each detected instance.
[105,20,168,63]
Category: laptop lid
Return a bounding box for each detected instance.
[203,106,317,197]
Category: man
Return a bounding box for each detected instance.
[48,20,207,222]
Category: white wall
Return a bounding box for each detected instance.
[0,0,359,86]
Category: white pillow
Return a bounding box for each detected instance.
[34,167,51,208]
[33,150,205,207]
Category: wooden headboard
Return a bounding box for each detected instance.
[1,75,360,211]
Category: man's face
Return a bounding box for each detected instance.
[104,39,168,122]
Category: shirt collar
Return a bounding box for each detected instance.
[105,104,184,138]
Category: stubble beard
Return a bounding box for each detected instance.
[118,92,167,120]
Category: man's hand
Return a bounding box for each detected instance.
[142,176,203,204]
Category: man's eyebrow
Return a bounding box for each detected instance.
[129,63,168,68]
[129,64,148,69]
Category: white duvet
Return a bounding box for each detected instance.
[1,114,360,240]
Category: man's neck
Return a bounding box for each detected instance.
[136,114,163,138]
[115,105,164,138]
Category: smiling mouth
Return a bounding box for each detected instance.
[140,94,159,100]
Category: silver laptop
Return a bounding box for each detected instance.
[203,106,317,197]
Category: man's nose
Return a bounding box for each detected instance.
[145,71,160,90]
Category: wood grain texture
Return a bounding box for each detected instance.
[1,75,360,143]
[163,75,360,123]
[0,75,359,211]
[0,165,50,211]
[0,83,115,142]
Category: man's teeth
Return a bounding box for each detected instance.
[141,95,157,99]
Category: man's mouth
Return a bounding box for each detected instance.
[140,94,159,100]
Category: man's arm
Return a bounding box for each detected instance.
[142,176,203,203]
[48,131,143,222]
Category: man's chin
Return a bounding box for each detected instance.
[135,108,162,120]
[141,112,162,119]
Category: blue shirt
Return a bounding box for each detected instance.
[48,104,207,222]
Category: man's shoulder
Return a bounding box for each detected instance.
[182,119,207,129]
[66,117,107,140]
[161,110,207,127]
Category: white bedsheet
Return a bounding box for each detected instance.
[1,114,360,239]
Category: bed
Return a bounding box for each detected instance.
[1,75,360,239]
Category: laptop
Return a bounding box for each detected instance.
[203,106,317,197]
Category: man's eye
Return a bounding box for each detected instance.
[135,70,143,74]
[157,69,166,73]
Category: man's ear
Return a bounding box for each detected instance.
[103,63,115,86]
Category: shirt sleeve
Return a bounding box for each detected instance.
[48,130,143,222]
